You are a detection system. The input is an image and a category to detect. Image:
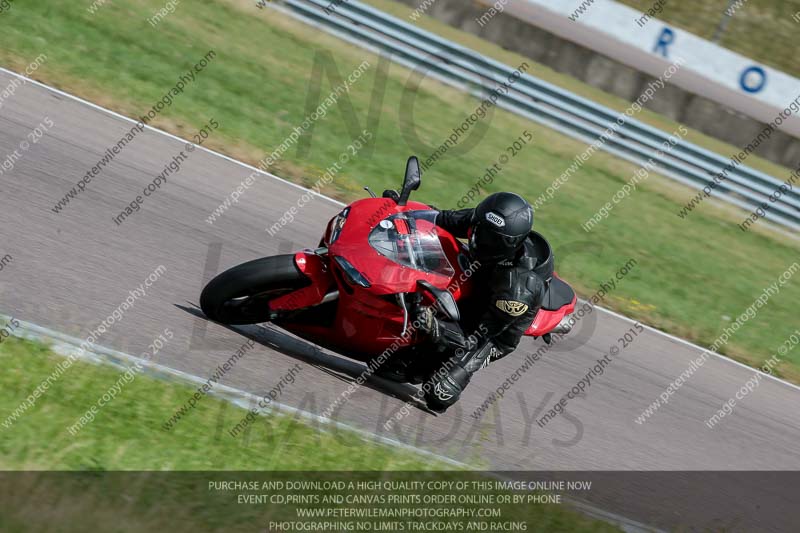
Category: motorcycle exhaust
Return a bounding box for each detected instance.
[550,316,573,335]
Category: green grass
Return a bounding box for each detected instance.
[0,337,443,471]
[364,0,794,181]
[1,0,799,382]
[0,338,620,532]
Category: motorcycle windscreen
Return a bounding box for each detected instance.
[368,210,455,279]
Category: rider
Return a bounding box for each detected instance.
[416,192,546,412]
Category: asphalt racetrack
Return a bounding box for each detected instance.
[1,69,799,531]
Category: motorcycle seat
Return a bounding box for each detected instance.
[541,276,575,311]
[527,231,554,281]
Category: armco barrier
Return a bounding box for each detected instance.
[278,0,800,231]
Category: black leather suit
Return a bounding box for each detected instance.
[425,209,546,408]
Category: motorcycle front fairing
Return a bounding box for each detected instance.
[270,199,472,359]
[268,196,574,357]
[328,201,459,294]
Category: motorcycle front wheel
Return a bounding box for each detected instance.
[200,255,309,325]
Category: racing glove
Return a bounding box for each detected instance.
[412,305,466,351]
[413,305,441,343]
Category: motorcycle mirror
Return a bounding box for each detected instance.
[417,280,460,322]
[398,156,421,206]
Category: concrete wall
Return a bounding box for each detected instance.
[396,0,800,169]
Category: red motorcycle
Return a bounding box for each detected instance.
[201,157,576,403]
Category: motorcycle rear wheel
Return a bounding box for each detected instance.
[200,255,309,325]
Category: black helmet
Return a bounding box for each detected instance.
[468,192,533,262]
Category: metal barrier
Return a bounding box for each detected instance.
[280,0,800,231]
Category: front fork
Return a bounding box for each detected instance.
[396,291,424,337]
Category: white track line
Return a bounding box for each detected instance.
[0,67,340,208]
[4,316,657,533]
[597,305,800,393]
[2,65,799,397]
[5,316,465,467]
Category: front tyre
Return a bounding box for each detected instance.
[200,255,309,325]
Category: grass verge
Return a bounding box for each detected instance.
[0,337,444,470]
[0,0,798,381]
[0,337,620,532]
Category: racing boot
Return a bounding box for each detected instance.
[424,340,500,413]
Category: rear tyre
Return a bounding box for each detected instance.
[200,255,309,325]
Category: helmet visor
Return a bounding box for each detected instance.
[469,222,526,260]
